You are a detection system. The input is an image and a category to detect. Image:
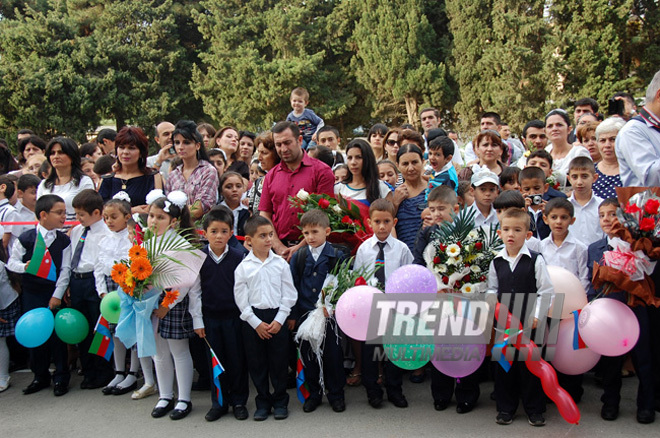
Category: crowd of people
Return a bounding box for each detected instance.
[0,70,659,427]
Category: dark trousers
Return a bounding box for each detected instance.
[601,304,655,411]
[204,316,249,409]
[190,335,211,386]
[21,291,69,385]
[431,368,480,405]
[556,372,584,403]
[494,360,545,415]
[299,315,345,403]
[242,308,289,410]
[362,343,405,399]
[647,305,660,407]
[69,276,113,382]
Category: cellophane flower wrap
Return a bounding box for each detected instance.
[423,208,502,293]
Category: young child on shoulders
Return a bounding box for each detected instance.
[426,136,458,199]
[8,195,71,396]
[493,190,540,252]
[467,168,500,227]
[290,209,348,413]
[219,171,251,239]
[199,205,249,422]
[70,189,114,390]
[487,208,554,427]
[286,87,325,149]
[540,198,589,291]
[567,157,604,247]
[234,215,297,421]
[354,199,413,409]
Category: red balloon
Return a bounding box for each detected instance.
[494,303,580,425]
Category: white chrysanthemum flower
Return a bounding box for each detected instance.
[470,265,481,274]
[332,204,342,214]
[437,264,448,273]
[296,188,310,201]
[446,244,461,257]
[468,230,479,240]
[461,283,475,294]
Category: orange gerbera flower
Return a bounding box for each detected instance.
[161,290,179,308]
[111,263,128,284]
[130,257,152,281]
[128,245,147,260]
[121,281,134,296]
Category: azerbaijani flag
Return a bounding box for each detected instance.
[89,316,114,361]
[209,345,225,407]
[25,231,56,281]
[494,329,514,372]
[572,310,587,350]
[296,349,310,403]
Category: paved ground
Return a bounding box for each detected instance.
[0,368,655,437]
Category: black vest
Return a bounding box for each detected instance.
[493,251,539,323]
[199,246,245,319]
[19,229,70,295]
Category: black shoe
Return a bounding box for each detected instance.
[191,380,210,391]
[233,405,248,420]
[601,405,619,421]
[170,400,192,420]
[388,394,408,408]
[205,407,225,422]
[637,409,655,424]
[80,379,93,390]
[53,383,69,397]
[331,399,346,413]
[368,396,383,408]
[527,413,545,427]
[112,381,138,395]
[273,407,288,420]
[434,401,449,411]
[23,380,50,395]
[303,398,321,413]
[85,378,107,390]
[151,398,175,418]
[456,402,474,414]
[496,412,514,425]
[253,408,270,421]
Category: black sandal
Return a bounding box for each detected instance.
[102,371,126,395]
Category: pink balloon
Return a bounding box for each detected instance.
[550,319,601,375]
[431,343,486,378]
[335,286,381,341]
[578,298,640,356]
[385,265,437,294]
[547,266,587,319]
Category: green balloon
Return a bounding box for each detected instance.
[100,291,121,324]
[384,343,434,370]
[54,308,89,344]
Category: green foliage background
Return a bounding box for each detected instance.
[0,0,657,145]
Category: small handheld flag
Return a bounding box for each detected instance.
[296,349,310,404]
[205,339,225,407]
[89,316,114,361]
[25,231,57,281]
[572,310,587,350]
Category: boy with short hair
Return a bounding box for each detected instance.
[286,87,325,149]
[567,157,604,246]
[10,174,40,251]
[355,199,413,409]
[467,168,499,227]
[487,208,554,427]
[519,166,550,240]
[413,186,459,265]
[234,215,297,421]
[199,206,250,422]
[70,189,113,389]
[7,195,72,396]
[426,136,458,199]
[540,198,589,290]
[525,150,567,201]
[493,190,540,252]
[0,175,17,251]
[290,209,348,413]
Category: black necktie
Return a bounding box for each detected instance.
[71,227,90,270]
[375,241,386,286]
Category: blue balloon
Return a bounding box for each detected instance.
[15,308,55,348]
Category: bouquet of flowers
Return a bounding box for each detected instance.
[289,189,371,252]
[592,189,660,306]
[423,208,502,293]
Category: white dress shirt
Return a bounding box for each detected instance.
[94,228,132,296]
[615,107,660,186]
[37,176,95,223]
[354,234,413,281]
[545,144,591,187]
[208,244,229,264]
[568,192,604,247]
[70,219,111,275]
[10,200,37,253]
[233,250,297,329]
[219,200,248,235]
[309,242,326,262]
[486,243,555,319]
[0,199,17,251]
[539,231,589,291]
[467,202,499,228]
[8,224,71,299]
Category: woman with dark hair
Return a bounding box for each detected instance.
[196,123,216,149]
[470,130,508,176]
[334,139,392,206]
[393,144,427,251]
[545,108,590,186]
[237,131,256,164]
[165,120,219,220]
[37,137,94,223]
[79,142,103,161]
[248,132,280,214]
[368,123,388,161]
[17,136,47,166]
[98,126,163,213]
[383,128,401,161]
[212,126,249,179]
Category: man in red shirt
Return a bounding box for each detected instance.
[259,121,335,261]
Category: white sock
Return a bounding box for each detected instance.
[117,373,137,389]
[140,356,155,386]
[0,337,9,380]
[175,400,189,411]
[155,398,171,408]
[107,373,125,387]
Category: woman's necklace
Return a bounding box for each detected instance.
[120,177,128,190]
